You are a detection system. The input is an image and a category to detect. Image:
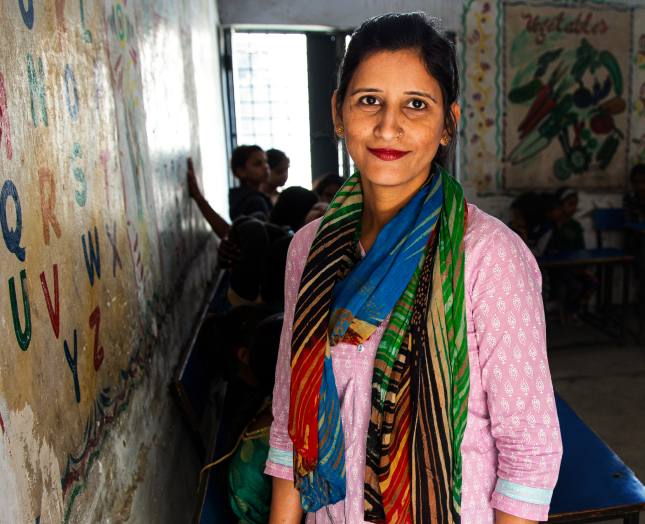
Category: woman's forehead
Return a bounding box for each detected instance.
[348,49,440,92]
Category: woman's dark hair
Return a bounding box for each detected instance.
[336,12,460,167]
[314,173,346,198]
[630,163,645,181]
[270,186,319,232]
[231,144,264,177]
[266,148,289,169]
[511,191,542,231]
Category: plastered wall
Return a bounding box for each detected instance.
[0,0,227,522]
[218,0,463,30]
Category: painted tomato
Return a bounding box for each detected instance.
[590,114,614,134]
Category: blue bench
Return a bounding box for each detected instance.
[550,393,645,524]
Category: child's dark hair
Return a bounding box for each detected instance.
[314,173,346,198]
[215,304,275,379]
[266,148,289,169]
[511,191,542,231]
[270,186,319,231]
[630,163,645,182]
[336,12,459,167]
[231,145,264,178]
[249,314,284,394]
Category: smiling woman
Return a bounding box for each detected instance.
[266,12,562,524]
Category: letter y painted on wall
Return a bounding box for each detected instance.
[63,330,81,403]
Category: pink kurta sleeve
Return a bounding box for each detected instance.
[265,221,318,480]
[469,219,563,521]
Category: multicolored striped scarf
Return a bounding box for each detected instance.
[288,166,469,524]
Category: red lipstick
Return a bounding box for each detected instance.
[367,148,410,161]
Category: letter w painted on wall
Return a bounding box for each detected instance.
[27,53,47,127]
[82,227,100,285]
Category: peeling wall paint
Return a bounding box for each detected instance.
[0,0,225,522]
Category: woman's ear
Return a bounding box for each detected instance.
[450,101,461,131]
[331,90,344,131]
[441,101,462,146]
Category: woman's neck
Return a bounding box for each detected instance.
[360,174,427,252]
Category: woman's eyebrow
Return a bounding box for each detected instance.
[405,91,437,104]
[350,87,383,96]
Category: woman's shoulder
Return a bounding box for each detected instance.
[463,203,541,285]
[286,218,321,272]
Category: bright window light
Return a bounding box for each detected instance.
[232,32,312,189]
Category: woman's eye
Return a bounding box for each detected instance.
[407,99,427,110]
[359,95,380,106]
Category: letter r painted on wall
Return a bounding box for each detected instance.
[27,54,47,127]
[38,168,62,245]
[82,227,100,285]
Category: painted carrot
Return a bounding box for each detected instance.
[518,83,552,132]
[520,98,556,139]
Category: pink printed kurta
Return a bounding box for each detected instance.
[266,204,563,524]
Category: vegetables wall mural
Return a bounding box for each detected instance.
[461,0,645,194]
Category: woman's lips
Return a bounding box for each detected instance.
[367,148,410,161]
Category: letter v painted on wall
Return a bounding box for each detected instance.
[40,264,60,339]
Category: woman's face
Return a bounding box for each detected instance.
[237,150,270,186]
[269,158,290,188]
[333,49,459,193]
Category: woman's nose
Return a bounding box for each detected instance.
[375,105,401,141]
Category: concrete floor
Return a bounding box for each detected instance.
[546,312,645,523]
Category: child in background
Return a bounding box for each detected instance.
[547,187,597,327]
[213,304,275,418]
[313,172,347,203]
[261,149,290,205]
[548,186,585,251]
[228,145,273,221]
[624,164,645,223]
[227,186,321,307]
[227,314,284,524]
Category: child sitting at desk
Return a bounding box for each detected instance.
[227,314,283,524]
[548,187,598,327]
